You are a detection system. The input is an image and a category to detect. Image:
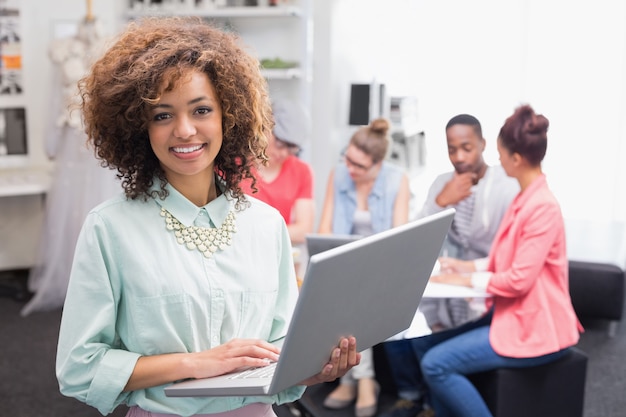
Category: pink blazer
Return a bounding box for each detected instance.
[486,174,583,358]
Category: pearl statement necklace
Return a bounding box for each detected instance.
[161,207,237,258]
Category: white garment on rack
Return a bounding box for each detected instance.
[21,20,120,316]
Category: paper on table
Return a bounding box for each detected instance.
[387,260,492,341]
[423,282,491,299]
[425,259,492,299]
[386,308,432,341]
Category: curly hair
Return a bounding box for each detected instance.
[349,118,391,163]
[79,16,271,206]
[498,104,549,166]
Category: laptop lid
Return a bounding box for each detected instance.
[305,233,362,257]
[164,208,454,397]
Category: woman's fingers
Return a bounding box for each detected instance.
[347,337,359,367]
[325,337,359,379]
[223,339,280,359]
[191,338,280,379]
[297,336,361,386]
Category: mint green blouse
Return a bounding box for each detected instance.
[56,183,304,416]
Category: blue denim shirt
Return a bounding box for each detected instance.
[332,161,404,235]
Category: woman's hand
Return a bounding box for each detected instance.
[298,336,360,386]
[186,338,281,380]
[124,338,281,391]
[438,257,475,274]
[430,273,472,287]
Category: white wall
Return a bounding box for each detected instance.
[312,0,626,224]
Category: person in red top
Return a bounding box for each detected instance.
[241,98,314,245]
[417,104,583,417]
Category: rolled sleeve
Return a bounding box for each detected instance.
[275,385,306,405]
[86,350,141,414]
[57,213,137,415]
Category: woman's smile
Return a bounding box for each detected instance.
[170,143,207,159]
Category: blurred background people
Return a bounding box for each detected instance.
[380,114,519,417]
[241,98,314,278]
[420,104,583,417]
[318,118,411,417]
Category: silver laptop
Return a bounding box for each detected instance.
[305,233,362,257]
[164,208,455,397]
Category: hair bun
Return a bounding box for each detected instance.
[525,115,549,135]
[517,105,549,135]
[369,118,390,135]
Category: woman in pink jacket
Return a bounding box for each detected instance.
[424,104,583,417]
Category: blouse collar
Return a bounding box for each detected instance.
[152,180,234,228]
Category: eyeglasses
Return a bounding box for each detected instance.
[343,153,374,172]
[274,138,301,156]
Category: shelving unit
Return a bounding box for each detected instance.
[125,2,313,110]
[260,68,303,80]
[125,5,303,18]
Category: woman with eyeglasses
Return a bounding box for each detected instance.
[318,118,411,417]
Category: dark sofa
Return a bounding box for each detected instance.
[566,219,626,337]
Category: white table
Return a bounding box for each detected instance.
[423,282,491,299]
[0,168,51,271]
[391,279,491,340]
[0,168,50,198]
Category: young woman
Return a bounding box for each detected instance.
[318,118,411,417]
[239,99,314,280]
[240,98,314,246]
[425,104,583,417]
[56,17,359,417]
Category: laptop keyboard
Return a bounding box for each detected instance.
[229,362,277,379]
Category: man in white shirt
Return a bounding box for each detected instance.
[380,114,519,417]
